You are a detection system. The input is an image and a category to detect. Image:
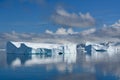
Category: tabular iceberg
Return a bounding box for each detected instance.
[6,41,77,66]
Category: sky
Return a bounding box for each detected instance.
[0,0,120,33]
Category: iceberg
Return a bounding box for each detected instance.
[6,41,77,66]
[77,42,120,58]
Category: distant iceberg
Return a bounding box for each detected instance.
[77,41,120,59]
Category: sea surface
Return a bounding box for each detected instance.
[0,51,120,80]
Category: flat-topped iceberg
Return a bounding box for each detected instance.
[6,41,77,65]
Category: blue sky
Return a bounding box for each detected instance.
[0,0,120,33]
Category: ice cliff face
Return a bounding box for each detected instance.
[7,41,32,54]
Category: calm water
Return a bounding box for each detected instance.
[0,51,120,80]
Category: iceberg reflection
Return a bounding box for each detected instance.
[2,41,120,80]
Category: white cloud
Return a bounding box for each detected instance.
[67,28,77,34]
[45,30,53,34]
[56,27,68,35]
[45,27,78,35]
[81,28,96,36]
[111,19,120,27]
[52,8,95,27]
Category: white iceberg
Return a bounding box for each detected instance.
[77,41,120,59]
[6,41,77,66]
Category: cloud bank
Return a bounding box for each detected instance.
[51,8,95,27]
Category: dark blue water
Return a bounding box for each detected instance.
[0,51,120,80]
